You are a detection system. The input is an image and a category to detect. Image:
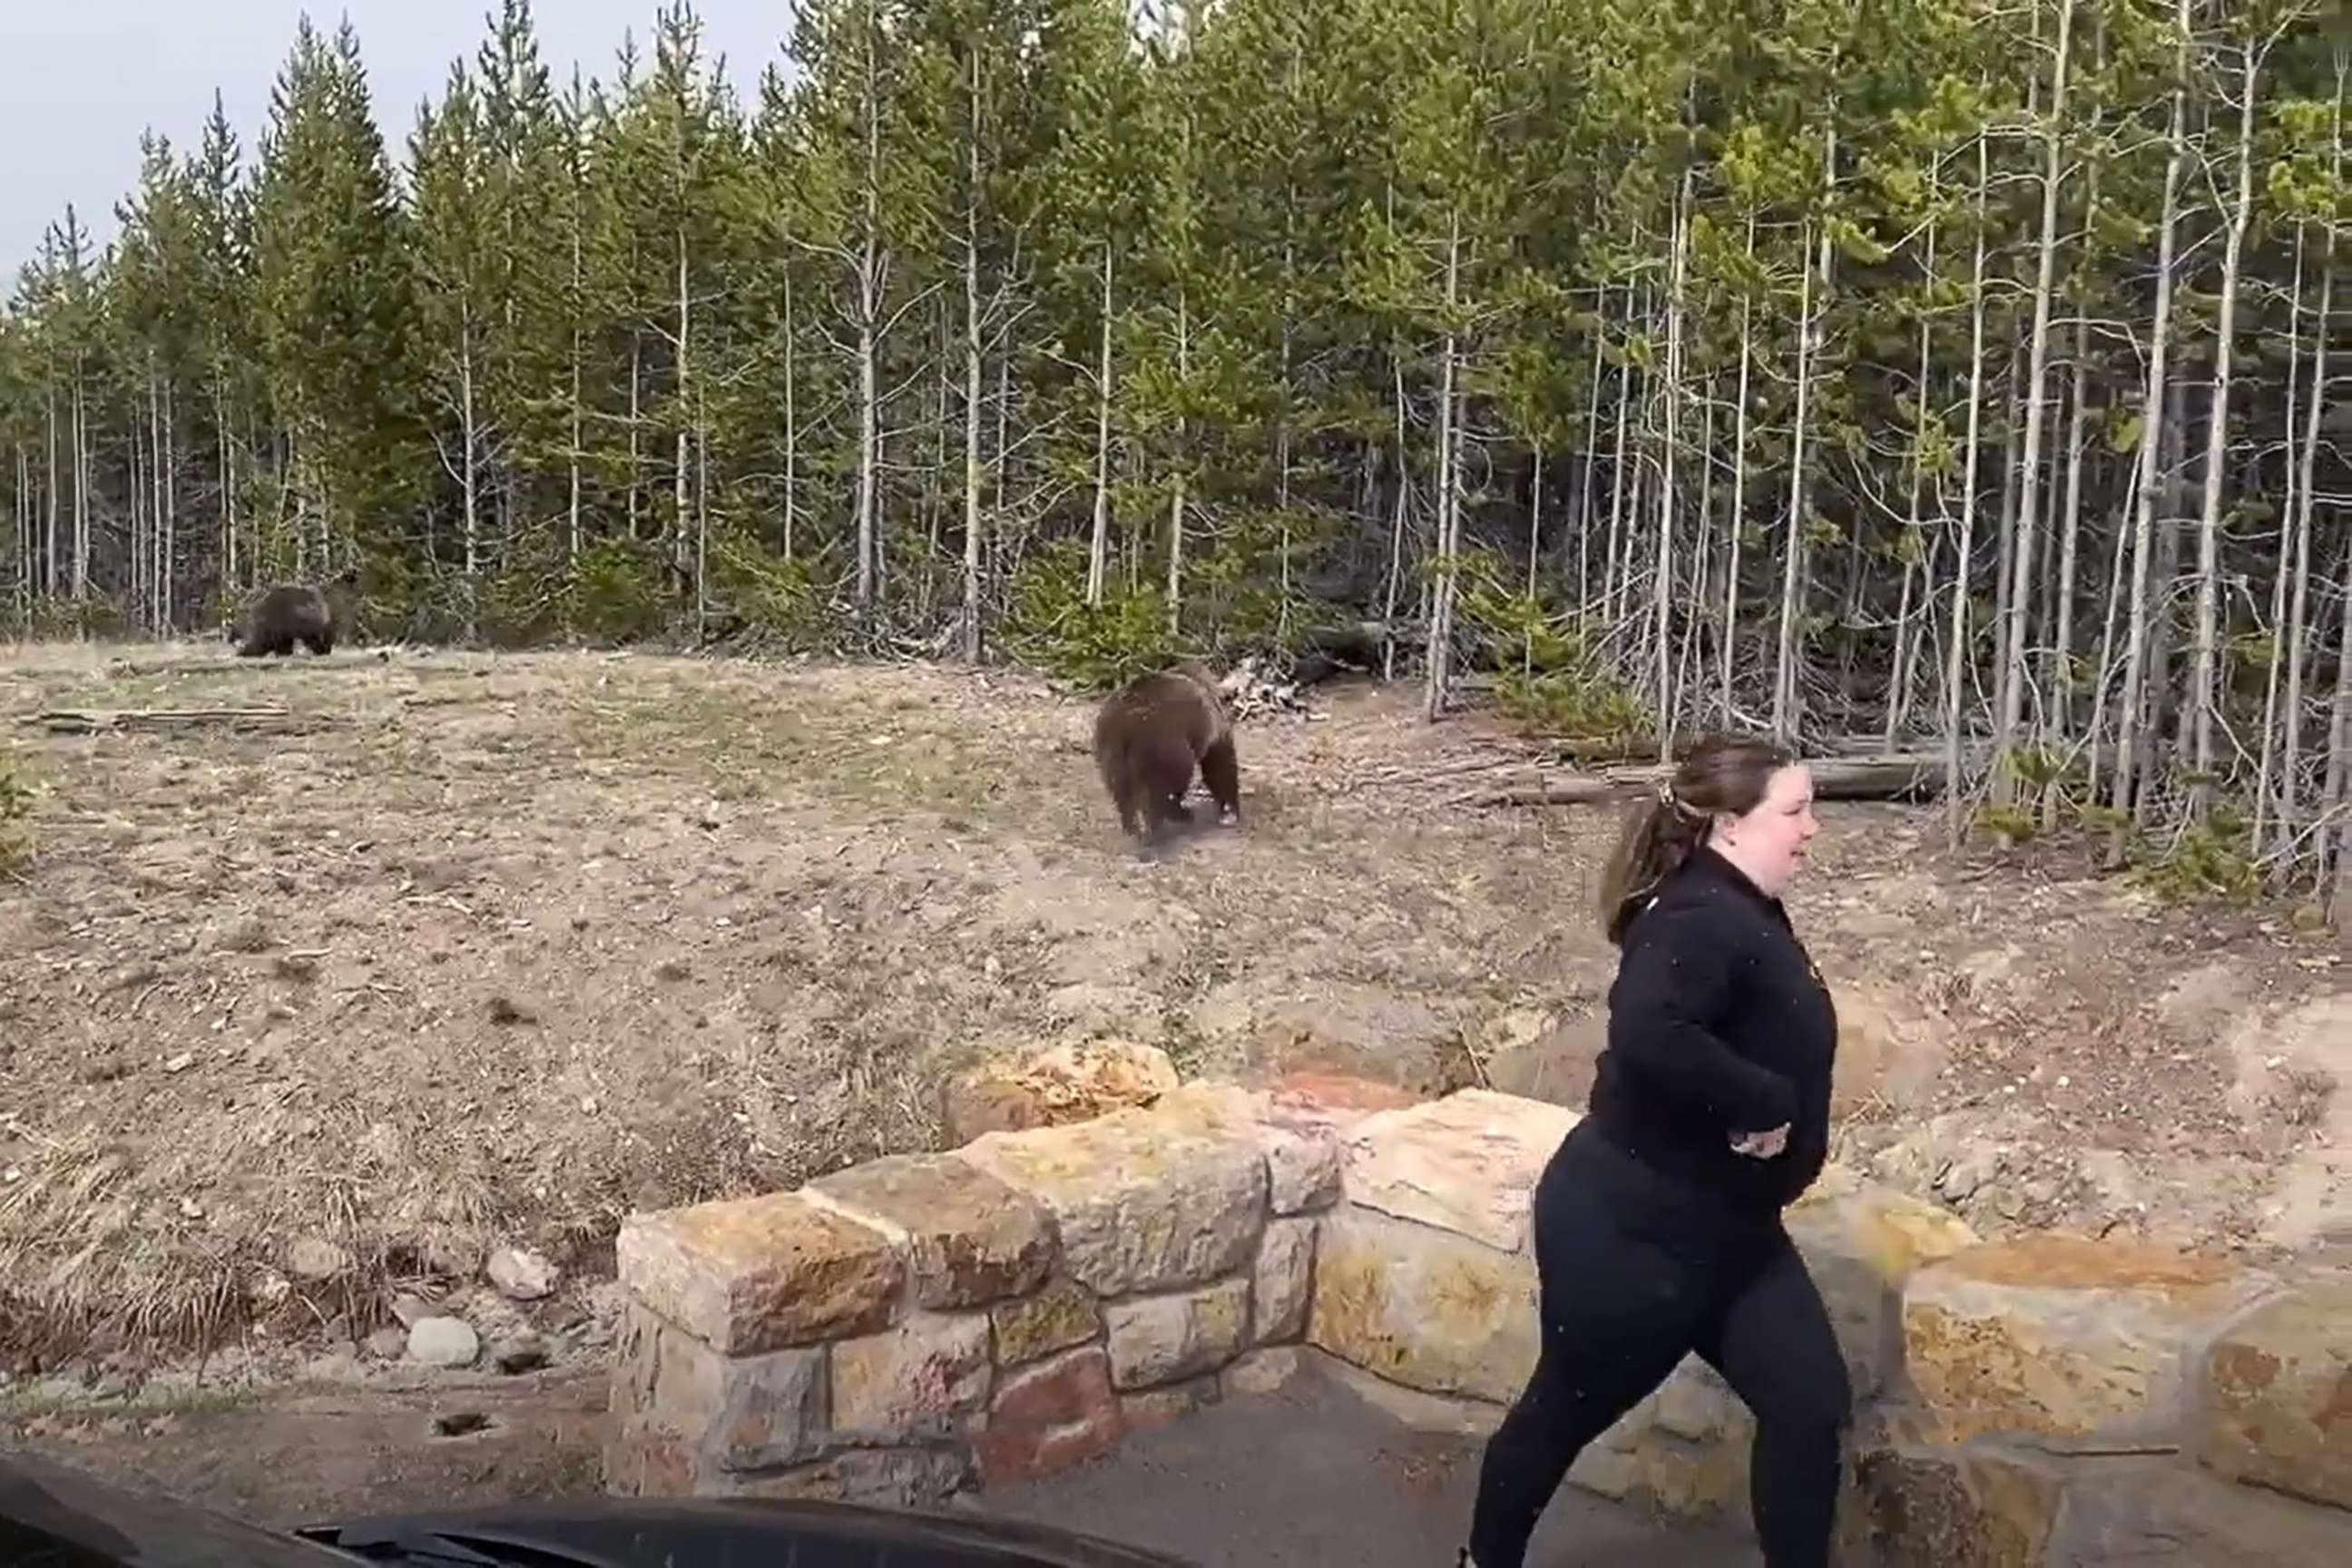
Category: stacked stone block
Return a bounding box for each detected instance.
[608,1076,2352,1563]
[606,1081,1345,1505]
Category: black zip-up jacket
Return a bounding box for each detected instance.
[1584,843,1838,1214]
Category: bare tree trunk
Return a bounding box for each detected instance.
[2254,224,2307,856]
[854,6,885,618]
[1720,216,1756,722]
[462,309,481,635]
[71,366,89,598]
[2106,2,2189,862]
[1382,347,1409,682]
[1652,169,1691,752]
[1888,187,1939,746]
[1163,286,1191,638]
[215,381,236,601]
[1575,287,1606,612]
[1994,0,2075,800]
[568,174,584,572]
[2278,80,2340,862]
[2086,458,2141,804]
[1773,123,1835,745]
[2185,25,2265,818]
[694,391,710,642]
[1943,134,1994,848]
[961,44,986,664]
[2046,155,2102,808]
[626,331,642,541]
[43,384,58,597]
[765,266,790,562]
[1086,244,1115,607]
[673,230,692,588]
[1423,211,1464,721]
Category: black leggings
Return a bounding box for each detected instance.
[1467,1122,1851,1567]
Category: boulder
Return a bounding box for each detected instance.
[406,1317,479,1368]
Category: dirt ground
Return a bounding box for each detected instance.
[1,641,2345,1506]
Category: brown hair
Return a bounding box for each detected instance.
[1598,732,1796,946]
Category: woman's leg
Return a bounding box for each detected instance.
[1698,1232,1853,1567]
[1465,1167,1711,1566]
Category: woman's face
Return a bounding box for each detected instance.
[1713,763,1819,897]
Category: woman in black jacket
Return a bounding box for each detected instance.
[1459,734,1848,1567]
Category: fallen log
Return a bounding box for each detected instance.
[1461,750,1956,808]
[23,705,309,735]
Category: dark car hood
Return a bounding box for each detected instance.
[1,1446,359,1565]
[304,1494,1197,1566]
[3,1446,1193,1567]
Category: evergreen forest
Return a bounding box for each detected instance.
[2,0,2347,904]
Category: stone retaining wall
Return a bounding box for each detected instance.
[606,1077,2352,1563]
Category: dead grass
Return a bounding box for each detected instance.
[0,639,2344,1362]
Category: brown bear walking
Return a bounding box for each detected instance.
[1091,659,1241,848]
[231,570,359,658]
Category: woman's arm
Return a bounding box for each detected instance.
[1604,901,1798,1135]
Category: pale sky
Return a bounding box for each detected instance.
[1,1,787,277]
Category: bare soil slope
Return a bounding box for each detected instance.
[1,642,2342,1371]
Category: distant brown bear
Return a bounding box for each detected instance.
[1092,659,1241,848]
[233,570,358,658]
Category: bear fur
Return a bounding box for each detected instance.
[1091,659,1241,848]
[232,570,358,658]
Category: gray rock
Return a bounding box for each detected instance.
[286,1235,355,1284]
[407,1317,480,1368]
[364,1326,408,1360]
[486,1245,558,1301]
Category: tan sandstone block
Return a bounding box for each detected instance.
[1251,1218,1315,1346]
[1307,1205,1536,1405]
[990,1276,1102,1367]
[616,1191,900,1356]
[829,1309,993,1446]
[2196,1278,2352,1510]
[942,1039,1179,1144]
[1104,1276,1251,1390]
[1341,1089,1577,1252]
[1902,1233,2258,1444]
[808,1152,1054,1308]
[1143,1080,1344,1216]
[1785,1162,1980,1399]
[961,1106,1266,1297]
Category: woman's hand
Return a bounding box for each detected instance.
[1730,1122,1789,1159]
